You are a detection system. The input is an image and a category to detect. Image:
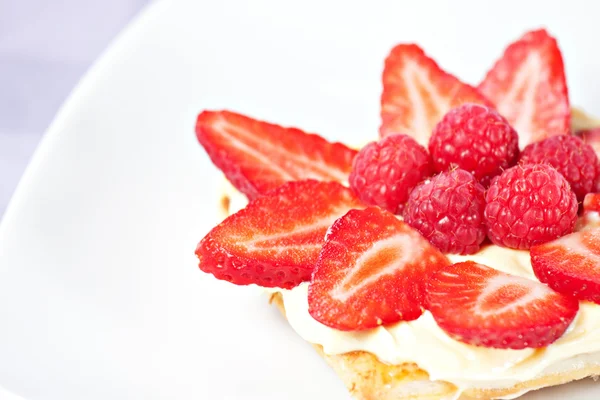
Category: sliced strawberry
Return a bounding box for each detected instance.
[308,207,450,331]
[584,193,600,213]
[532,229,600,304]
[196,110,357,200]
[380,44,491,145]
[427,261,578,349]
[478,29,570,148]
[196,180,363,289]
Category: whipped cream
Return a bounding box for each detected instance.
[281,256,600,389]
[219,182,600,397]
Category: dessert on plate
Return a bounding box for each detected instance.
[193,29,600,399]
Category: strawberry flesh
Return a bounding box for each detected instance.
[380,44,491,146]
[196,180,364,289]
[478,29,570,148]
[196,110,357,200]
[584,193,600,214]
[308,207,450,331]
[427,261,579,349]
[532,229,600,304]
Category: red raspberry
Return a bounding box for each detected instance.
[403,169,486,254]
[350,134,432,214]
[428,103,520,186]
[519,135,600,201]
[485,164,578,250]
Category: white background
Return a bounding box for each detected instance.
[0,0,149,217]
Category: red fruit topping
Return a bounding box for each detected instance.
[196,110,357,200]
[485,163,578,249]
[478,29,570,148]
[520,135,600,201]
[578,127,600,152]
[578,128,600,192]
[380,44,491,146]
[577,128,600,175]
[584,193,600,213]
[532,229,600,304]
[349,134,432,214]
[428,104,520,185]
[196,180,363,289]
[403,169,486,255]
[427,261,579,349]
[308,207,450,331]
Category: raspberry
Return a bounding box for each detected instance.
[403,169,486,254]
[485,164,578,250]
[428,103,520,185]
[350,134,432,214]
[519,135,600,201]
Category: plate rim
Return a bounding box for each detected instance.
[0,2,163,398]
[0,0,165,234]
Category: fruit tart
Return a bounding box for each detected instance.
[194,29,600,399]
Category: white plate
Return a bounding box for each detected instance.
[1,1,600,399]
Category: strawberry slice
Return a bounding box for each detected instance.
[196,110,357,200]
[196,180,363,289]
[427,261,579,349]
[478,29,570,148]
[308,207,450,331]
[532,229,600,304]
[380,44,490,145]
[584,193,600,213]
